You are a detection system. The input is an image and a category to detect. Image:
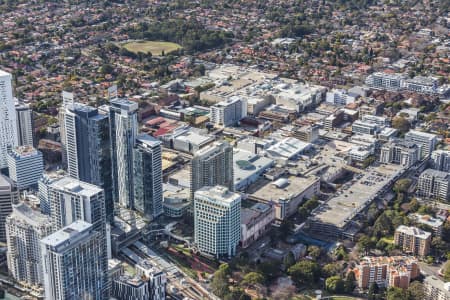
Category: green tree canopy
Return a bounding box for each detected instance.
[288,260,320,285]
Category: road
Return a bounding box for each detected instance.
[419,261,444,279]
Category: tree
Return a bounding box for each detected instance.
[409,198,420,212]
[325,276,345,294]
[392,116,411,134]
[407,281,425,300]
[444,262,450,282]
[283,251,296,270]
[241,272,265,287]
[211,264,231,298]
[322,263,341,278]
[298,206,309,221]
[307,245,322,259]
[394,178,411,193]
[345,271,356,293]
[288,260,320,285]
[368,282,379,300]
[442,221,450,243]
[358,235,374,255]
[386,287,407,300]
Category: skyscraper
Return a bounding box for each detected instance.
[133,134,163,220]
[15,103,34,147]
[194,186,241,258]
[0,174,18,242]
[63,104,113,221]
[109,99,138,208]
[7,146,44,190]
[41,220,107,300]
[6,203,53,291]
[0,70,18,170]
[190,141,233,199]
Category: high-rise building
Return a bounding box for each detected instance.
[190,141,233,199]
[41,220,107,300]
[417,169,450,202]
[7,146,44,190]
[431,150,450,173]
[15,103,34,146]
[64,104,113,221]
[0,70,18,170]
[133,134,163,220]
[394,225,431,257]
[354,256,419,289]
[379,139,420,167]
[6,203,53,291]
[405,130,437,158]
[109,99,138,208]
[210,96,247,127]
[37,172,65,216]
[0,174,18,242]
[194,186,241,258]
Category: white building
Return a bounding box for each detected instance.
[404,130,437,158]
[326,89,357,106]
[431,150,450,173]
[194,186,241,258]
[15,103,34,147]
[423,276,450,300]
[273,82,326,113]
[352,120,381,135]
[41,221,108,300]
[233,148,274,191]
[404,76,439,94]
[7,146,44,190]
[210,96,247,127]
[265,137,311,160]
[417,169,450,202]
[380,139,420,167]
[365,72,406,91]
[6,203,52,292]
[0,70,18,169]
[362,115,390,127]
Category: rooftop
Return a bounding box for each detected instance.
[136,133,162,148]
[10,145,40,157]
[396,225,432,240]
[420,168,450,179]
[41,220,92,248]
[195,185,241,205]
[9,203,50,228]
[50,176,103,197]
[310,164,403,228]
[250,175,319,202]
[410,214,444,228]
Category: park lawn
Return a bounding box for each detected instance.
[122,41,182,56]
[380,236,394,244]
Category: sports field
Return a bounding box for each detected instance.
[122,41,182,55]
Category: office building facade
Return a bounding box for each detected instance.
[133,134,163,220]
[7,146,44,190]
[0,70,18,169]
[64,104,114,221]
[15,103,34,146]
[109,99,138,208]
[194,186,241,258]
[6,203,53,290]
[190,141,234,199]
[41,221,107,300]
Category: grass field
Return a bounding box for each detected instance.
[122,41,182,56]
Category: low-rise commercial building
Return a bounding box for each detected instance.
[241,203,275,248]
[250,175,320,220]
[233,148,274,191]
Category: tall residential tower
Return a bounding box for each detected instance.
[0,70,18,169]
